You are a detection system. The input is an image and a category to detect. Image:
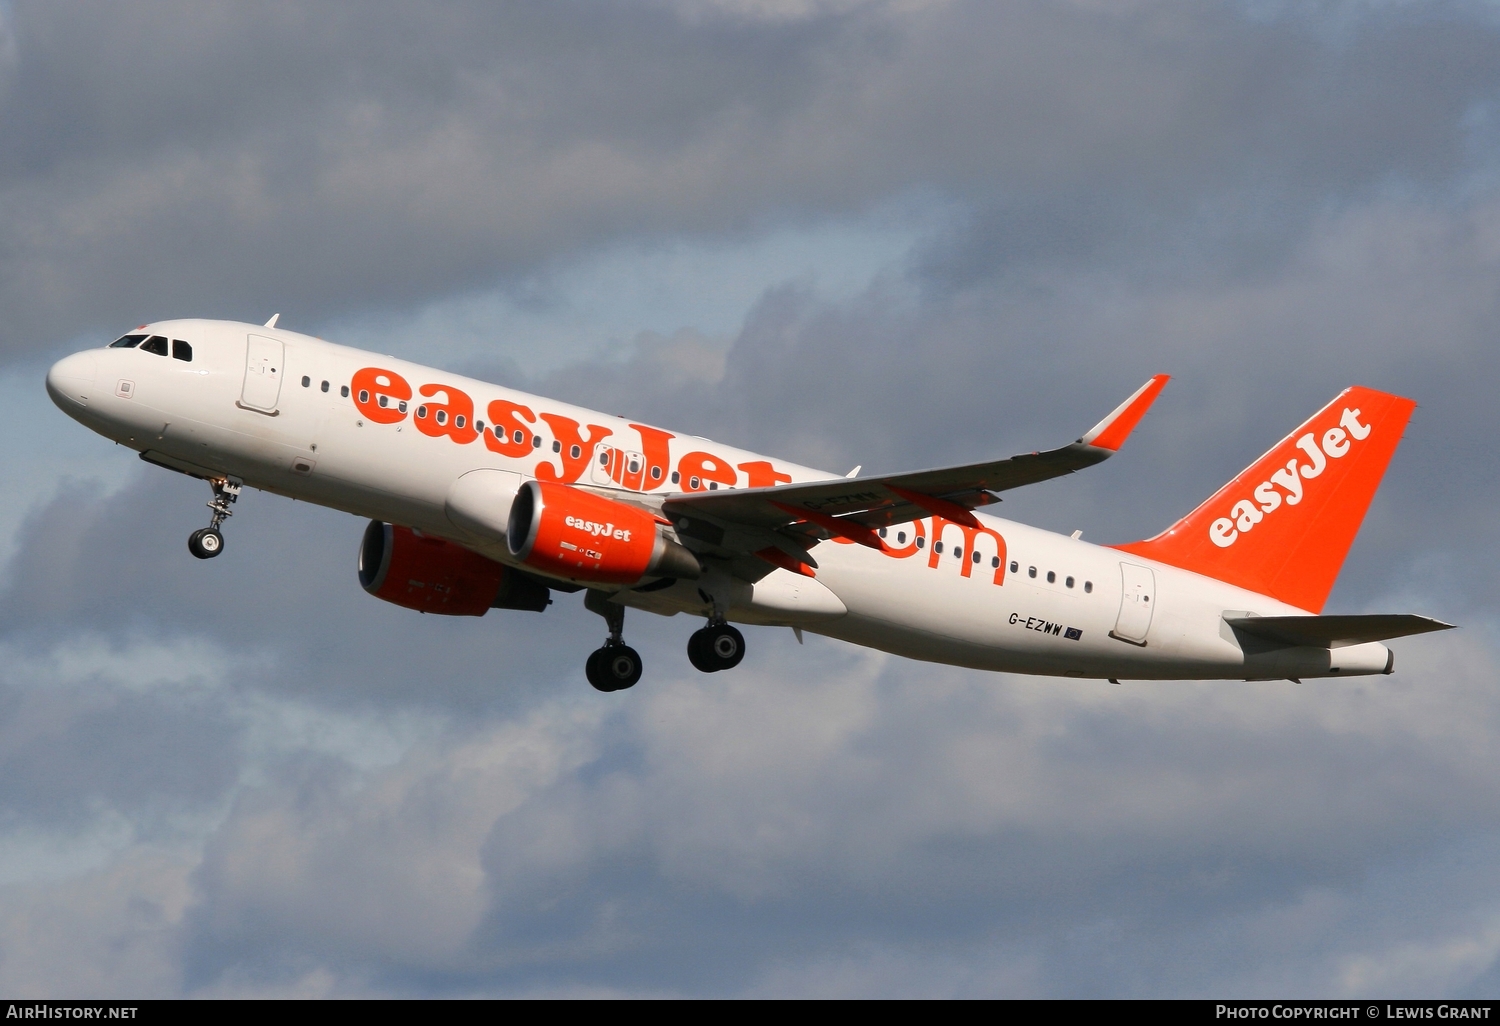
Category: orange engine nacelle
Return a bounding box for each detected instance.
[358,521,550,615]
[506,481,700,586]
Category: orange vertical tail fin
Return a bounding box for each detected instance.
[1114,386,1415,613]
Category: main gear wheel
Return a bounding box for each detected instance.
[687,623,745,673]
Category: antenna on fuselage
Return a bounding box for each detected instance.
[264,313,280,328]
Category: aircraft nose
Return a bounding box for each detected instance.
[46,351,96,409]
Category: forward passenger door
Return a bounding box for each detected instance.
[241,335,284,413]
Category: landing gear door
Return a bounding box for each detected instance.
[1111,562,1155,645]
[241,335,284,413]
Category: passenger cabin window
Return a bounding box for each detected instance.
[341,385,350,398]
[1028,566,1037,578]
[139,335,169,356]
[171,339,192,362]
[321,380,329,392]
[301,376,311,387]
[1084,581,1093,593]
[1065,576,1074,588]
[1046,571,1056,583]
[1010,561,1019,574]
[110,334,146,348]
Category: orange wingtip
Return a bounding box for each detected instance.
[1081,374,1170,452]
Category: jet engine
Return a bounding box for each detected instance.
[358,520,550,615]
[506,481,700,585]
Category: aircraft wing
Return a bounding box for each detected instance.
[1223,614,1456,648]
[660,375,1169,572]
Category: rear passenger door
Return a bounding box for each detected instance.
[1111,563,1156,645]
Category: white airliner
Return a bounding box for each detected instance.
[45,318,1452,691]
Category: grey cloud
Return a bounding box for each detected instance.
[167,631,1500,996]
[0,853,193,996]
[0,471,613,714]
[15,158,1500,996]
[524,187,1500,618]
[0,677,238,828]
[5,0,1500,998]
[7,2,1500,362]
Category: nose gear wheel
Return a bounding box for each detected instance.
[188,477,240,559]
[188,527,224,559]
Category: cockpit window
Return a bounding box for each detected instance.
[172,339,192,362]
[109,334,146,348]
[139,335,169,356]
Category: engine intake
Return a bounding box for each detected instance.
[359,520,550,615]
[507,481,700,585]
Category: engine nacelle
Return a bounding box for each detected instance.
[358,520,550,615]
[506,481,700,585]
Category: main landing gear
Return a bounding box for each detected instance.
[687,620,745,673]
[579,591,749,692]
[188,477,240,560]
[583,591,642,693]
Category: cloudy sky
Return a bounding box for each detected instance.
[2,0,1499,997]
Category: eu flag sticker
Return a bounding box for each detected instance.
[1064,627,1083,641]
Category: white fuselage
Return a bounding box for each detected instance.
[45,319,1392,680]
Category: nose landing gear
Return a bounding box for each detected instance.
[583,590,642,692]
[188,477,241,560]
[188,527,223,559]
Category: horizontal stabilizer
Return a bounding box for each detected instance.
[1223,613,1455,649]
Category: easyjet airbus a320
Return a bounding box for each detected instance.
[45,318,1452,691]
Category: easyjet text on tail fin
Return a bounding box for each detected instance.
[1114,386,1415,613]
